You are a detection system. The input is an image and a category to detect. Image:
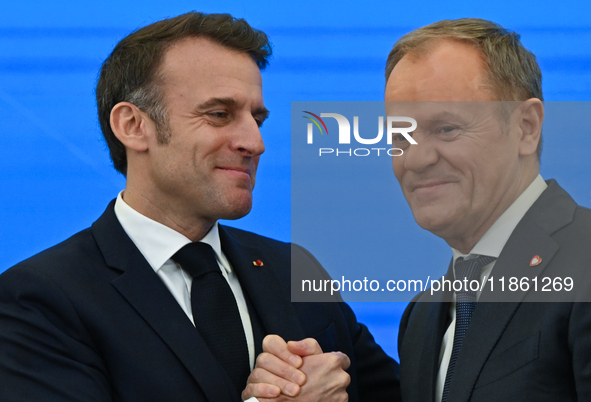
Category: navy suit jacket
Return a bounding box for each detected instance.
[398,180,591,401]
[0,201,400,401]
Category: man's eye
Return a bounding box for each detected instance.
[255,118,264,128]
[392,132,412,149]
[393,132,413,142]
[209,112,228,119]
[440,126,456,133]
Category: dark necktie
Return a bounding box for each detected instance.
[441,255,496,402]
[172,242,250,394]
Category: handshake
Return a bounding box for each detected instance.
[242,335,351,402]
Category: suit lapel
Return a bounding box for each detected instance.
[91,202,239,400]
[219,226,306,343]
[402,264,453,401]
[479,218,560,303]
[423,288,453,401]
[446,180,576,401]
[445,301,521,401]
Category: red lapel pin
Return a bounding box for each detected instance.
[529,255,542,266]
[253,259,264,267]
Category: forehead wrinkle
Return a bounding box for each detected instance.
[424,111,465,123]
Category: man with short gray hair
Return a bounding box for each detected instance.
[387,18,591,401]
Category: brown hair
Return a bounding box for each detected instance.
[385,18,543,158]
[96,12,272,175]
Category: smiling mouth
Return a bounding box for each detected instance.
[412,181,450,191]
[217,167,252,177]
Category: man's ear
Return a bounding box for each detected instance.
[517,98,544,157]
[110,102,153,152]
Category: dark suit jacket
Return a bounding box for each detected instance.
[398,180,591,401]
[0,201,400,402]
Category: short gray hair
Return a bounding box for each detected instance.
[385,18,543,158]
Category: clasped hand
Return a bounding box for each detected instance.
[242,335,351,401]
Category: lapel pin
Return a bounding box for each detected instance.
[529,255,542,267]
[253,259,264,267]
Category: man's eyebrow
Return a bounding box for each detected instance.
[196,97,238,110]
[253,107,270,121]
[196,98,270,120]
[424,110,466,123]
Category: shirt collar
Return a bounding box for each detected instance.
[113,192,226,273]
[452,174,547,263]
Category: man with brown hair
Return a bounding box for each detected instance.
[0,12,399,402]
[386,18,591,401]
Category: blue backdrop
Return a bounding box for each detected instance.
[2,0,590,361]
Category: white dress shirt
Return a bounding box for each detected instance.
[113,192,256,373]
[435,175,548,402]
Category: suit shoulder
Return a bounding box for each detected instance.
[2,227,102,280]
[220,225,291,252]
[573,204,591,223]
[555,204,591,242]
[220,226,324,268]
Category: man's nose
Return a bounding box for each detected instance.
[401,134,438,173]
[234,116,265,157]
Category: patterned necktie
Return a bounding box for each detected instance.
[441,255,496,402]
[173,242,250,394]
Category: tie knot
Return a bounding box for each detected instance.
[454,255,496,283]
[172,242,220,279]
